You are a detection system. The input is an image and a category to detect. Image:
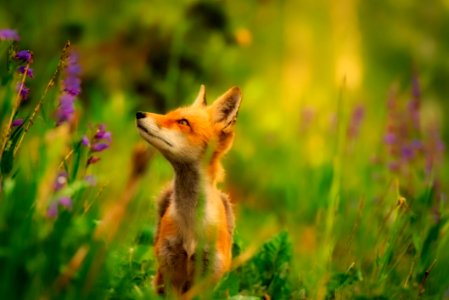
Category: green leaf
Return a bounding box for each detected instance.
[71,141,83,180]
[214,271,241,298]
[326,266,362,300]
[236,231,293,298]
[418,217,447,276]
[1,124,24,176]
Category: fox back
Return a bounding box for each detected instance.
[136,85,241,296]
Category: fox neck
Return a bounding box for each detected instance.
[172,161,208,258]
[172,161,203,230]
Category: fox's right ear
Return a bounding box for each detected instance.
[192,84,207,107]
[209,86,242,133]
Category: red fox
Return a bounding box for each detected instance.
[136,85,241,296]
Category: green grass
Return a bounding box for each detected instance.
[1,1,449,299]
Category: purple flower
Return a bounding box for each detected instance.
[53,171,68,191]
[15,50,33,63]
[63,76,81,96]
[84,123,111,166]
[94,125,112,142]
[384,132,396,145]
[17,65,33,78]
[46,202,58,218]
[81,135,90,147]
[16,84,30,101]
[58,196,72,210]
[12,119,23,127]
[401,145,414,160]
[0,29,20,41]
[56,93,76,125]
[91,143,109,152]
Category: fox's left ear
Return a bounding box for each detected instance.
[192,84,207,107]
[209,86,242,133]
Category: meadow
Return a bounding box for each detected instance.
[1,1,449,299]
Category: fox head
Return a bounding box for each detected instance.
[136,85,241,181]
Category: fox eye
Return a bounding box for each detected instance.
[177,118,190,127]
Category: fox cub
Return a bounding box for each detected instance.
[136,85,242,296]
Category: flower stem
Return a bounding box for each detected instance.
[0,64,29,155]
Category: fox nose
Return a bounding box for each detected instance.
[136,111,146,119]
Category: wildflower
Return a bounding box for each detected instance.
[56,46,81,126]
[14,50,33,63]
[94,124,112,142]
[14,50,34,102]
[56,94,76,125]
[11,119,23,127]
[58,196,72,210]
[46,202,58,218]
[46,196,73,218]
[83,123,112,166]
[0,29,20,41]
[81,135,90,147]
[91,143,109,152]
[17,65,33,78]
[53,171,68,191]
[16,84,30,101]
[401,145,414,161]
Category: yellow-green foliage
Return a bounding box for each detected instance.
[1,1,448,299]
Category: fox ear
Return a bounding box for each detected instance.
[209,86,242,133]
[192,84,207,107]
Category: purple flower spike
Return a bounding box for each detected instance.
[46,202,58,218]
[17,66,33,78]
[56,93,75,125]
[56,46,81,126]
[0,29,20,41]
[53,172,68,191]
[91,143,109,152]
[12,119,24,127]
[58,196,72,210]
[63,77,81,96]
[15,50,33,63]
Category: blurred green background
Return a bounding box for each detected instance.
[1,0,449,299]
